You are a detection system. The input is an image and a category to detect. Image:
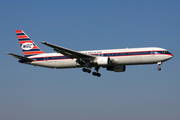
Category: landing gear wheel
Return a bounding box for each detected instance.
[87,69,91,73]
[82,68,91,73]
[96,73,101,77]
[157,67,161,71]
[92,67,101,77]
[92,72,97,76]
[157,62,162,71]
[92,72,101,77]
[82,68,87,72]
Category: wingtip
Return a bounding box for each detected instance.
[41,41,47,44]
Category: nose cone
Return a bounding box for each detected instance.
[169,51,173,57]
[167,52,173,60]
[170,53,173,59]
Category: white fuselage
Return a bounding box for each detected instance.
[20,47,173,69]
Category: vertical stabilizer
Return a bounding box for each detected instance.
[15,30,45,57]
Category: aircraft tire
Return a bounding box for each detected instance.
[97,73,101,77]
[87,69,91,73]
[92,72,97,76]
[157,67,161,71]
[82,68,87,72]
[92,72,101,77]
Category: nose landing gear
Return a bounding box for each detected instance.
[157,62,162,71]
[157,67,161,71]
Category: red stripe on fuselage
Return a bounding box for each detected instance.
[105,53,172,57]
[165,54,173,57]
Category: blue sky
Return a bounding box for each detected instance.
[0,0,180,120]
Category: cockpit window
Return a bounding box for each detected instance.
[162,50,168,53]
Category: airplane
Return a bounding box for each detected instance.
[7,30,173,77]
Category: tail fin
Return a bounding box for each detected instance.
[15,30,45,57]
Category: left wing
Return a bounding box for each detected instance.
[7,53,35,62]
[41,42,96,60]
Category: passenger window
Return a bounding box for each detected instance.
[154,52,158,54]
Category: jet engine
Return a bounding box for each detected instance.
[106,65,126,72]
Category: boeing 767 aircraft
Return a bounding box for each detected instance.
[7,30,173,77]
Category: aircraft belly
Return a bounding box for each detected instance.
[111,56,143,65]
[129,56,142,64]
[31,61,57,68]
[111,55,164,65]
[31,59,78,68]
[56,59,78,68]
[151,55,170,62]
[141,55,152,63]
[111,57,129,64]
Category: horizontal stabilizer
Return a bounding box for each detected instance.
[7,53,35,62]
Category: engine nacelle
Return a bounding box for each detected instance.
[106,65,126,72]
[94,57,110,66]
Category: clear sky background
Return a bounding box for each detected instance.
[0,0,180,120]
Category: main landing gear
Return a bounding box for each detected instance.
[82,67,101,77]
[157,62,162,71]
[92,67,101,77]
[82,68,91,73]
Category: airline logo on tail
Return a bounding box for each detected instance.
[15,30,45,57]
[21,43,34,50]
